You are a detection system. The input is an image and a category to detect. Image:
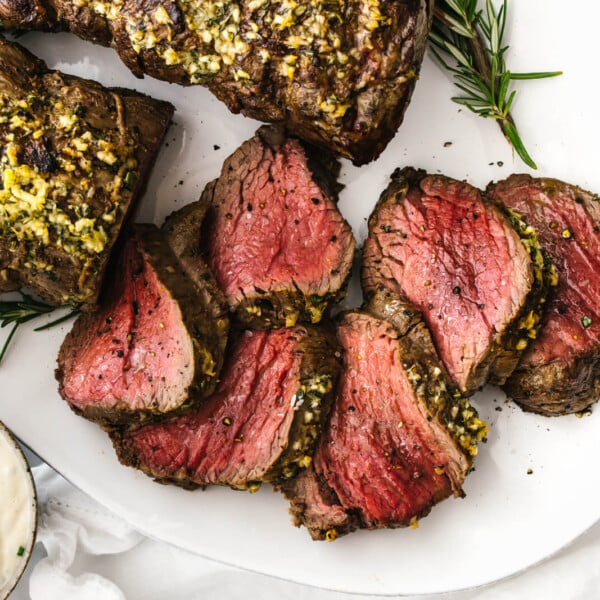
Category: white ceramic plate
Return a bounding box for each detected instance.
[2,2,600,595]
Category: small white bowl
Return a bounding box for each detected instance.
[0,422,37,600]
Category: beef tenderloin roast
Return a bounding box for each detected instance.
[487,174,600,415]
[281,305,486,540]
[0,37,173,308]
[0,0,434,165]
[361,167,552,395]
[112,324,341,490]
[173,125,355,329]
[56,224,229,426]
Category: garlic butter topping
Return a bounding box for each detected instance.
[77,0,391,119]
[0,425,36,597]
[0,90,139,303]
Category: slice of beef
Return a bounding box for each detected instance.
[173,125,355,329]
[160,192,229,374]
[282,307,487,541]
[56,224,229,427]
[0,37,174,309]
[0,0,433,165]
[111,325,341,490]
[282,467,357,542]
[486,174,600,415]
[361,167,552,395]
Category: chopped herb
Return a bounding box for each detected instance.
[16,545,25,556]
[582,316,592,329]
[123,170,137,189]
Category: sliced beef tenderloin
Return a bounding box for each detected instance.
[161,192,229,375]
[56,224,228,427]
[282,467,358,542]
[486,174,600,415]
[111,325,341,490]
[361,167,552,395]
[0,37,173,309]
[0,0,434,165]
[178,125,355,329]
[282,307,487,541]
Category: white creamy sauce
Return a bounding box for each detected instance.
[0,426,36,597]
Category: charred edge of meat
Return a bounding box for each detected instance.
[112,429,211,489]
[503,348,600,416]
[235,288,348,331]
[471,204,557,387]
[366,288,488,463]
[264,348,340,483]
[264,326,342,484]
[278,467,360,541]
[161,194,230,371]
[108,427,209,489]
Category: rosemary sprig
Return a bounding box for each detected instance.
[430,0,562,169]
[0,292,79,363]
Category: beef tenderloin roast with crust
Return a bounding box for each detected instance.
[0,0,434,165]
[281,304,487,541]
[56,224,229,427]
[175,125,355,329]
[361,167,552,395]
[112,325,341,490]
[487,174,600,415]
[0,37,174,309]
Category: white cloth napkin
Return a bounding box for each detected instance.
[9,464,600,600]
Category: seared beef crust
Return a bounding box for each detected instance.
[0,0,434,164]
[0,37,174,308]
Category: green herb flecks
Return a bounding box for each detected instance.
[16,545,25,556]
[430,0,562,169]
[0,292,79,363]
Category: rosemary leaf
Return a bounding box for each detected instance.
[510,71,564,80]
[0,323,19,364]
[431,0,562,168]
[34,310,79,332]
[0,293,79,364]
